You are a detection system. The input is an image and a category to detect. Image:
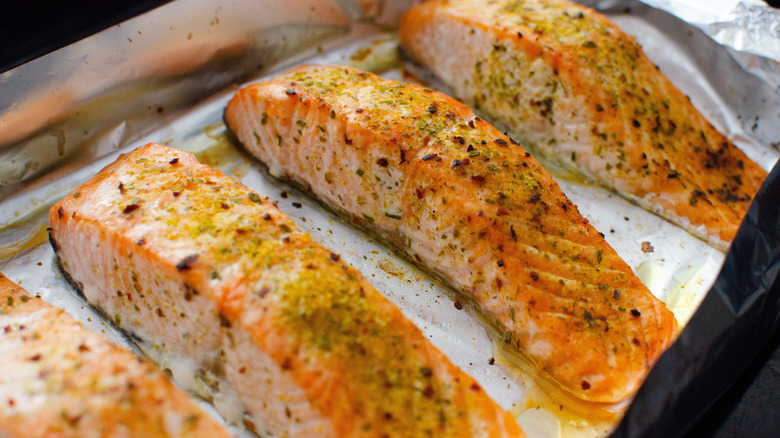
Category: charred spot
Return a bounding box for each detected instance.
[452,136,465,144]
[630,309,642,317]
[451,159,463,168]
[517,31,523,38]
[169,157,179,165]
[183,284,198,302]
[468,119,476,129]
[422,386,434,398]
[48,228,60,252]
[427,103,438,114]
[497,260,505,267]
[632,337,641,346]
[454,300,463,310]
[529,193,541,203]
[355,108,364,113]
[667,171,679,179]
[530,272,539,281]
[581,380,591,390]
[488,357,495,365]
[219,313,231,328]
[510,225,517,241]
[344,136,353,145]
[176,254,198,271]
[632,119,641,128]
[422,153,438,161]
[122,204,140,214]
[376,158,389,167]
[136,238,146,246]
[256,286,271,298]
[494,138,508,147]
[57,206,64,219]
[284,88,297,96]
[399,149,407,164]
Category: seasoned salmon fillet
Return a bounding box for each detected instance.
[224,64,678,404]
[0,273,232,438]
[48,143,525,438]
[398,0,767,249]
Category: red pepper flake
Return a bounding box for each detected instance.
[631,309,642,317]
[453,136,465,144]
[497,207,510,216]
[581,380,591,390]
[487,357,495,365]
[262,213,272,220]
[530,272,539,281]
[451,159,463,168]
[471,174,485,183]
[257,287,271,298]
[427,103,438,114]
[468,119,476,128]
[476,210,484,216]
[494,138,508,147]
[471,383,482,392]
[122,204,140,214]
[29,353,42,362]
[136,238,145,246]
[529,193,541,203]
[329,253,340,262]
[467,144,476,152]
[422,153,438,161]
[641,241,654,253]
[169,157,179,165]
[376,158,389,167]
[632,337,641,346]
[344,136,353,145]
[57,206,64,219]
[420,366,433,377]
[355,108,364,113]
[461,158,471,166]
[156,308,165,318]
[173,191,182,197]
[176,254,198,271]
[422,386,434,397]
[454,300,463,310]
[221,202,230,209]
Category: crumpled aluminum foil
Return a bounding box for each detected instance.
[1,0,779,437]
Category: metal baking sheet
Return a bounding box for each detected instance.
[1,0,779,437]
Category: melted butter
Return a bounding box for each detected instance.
[0,219,50,262]
[494,339,622,438]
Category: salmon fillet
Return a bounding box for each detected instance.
[398,0,767,249]
[0,273,232,438]
[223,64,678,404]
[48,143,524,438]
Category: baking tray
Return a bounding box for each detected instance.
[1,0,779,436]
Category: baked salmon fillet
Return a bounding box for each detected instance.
[398,0,766,249]
[223,64,678,404]
[0,273,232,438]
[48,142,525,438]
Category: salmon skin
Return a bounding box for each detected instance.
[224,64,678,404]
[0,273,232,438]
[48,143,525,438]
[398,0,766,250]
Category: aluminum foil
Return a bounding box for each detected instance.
[1,1,779,437]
